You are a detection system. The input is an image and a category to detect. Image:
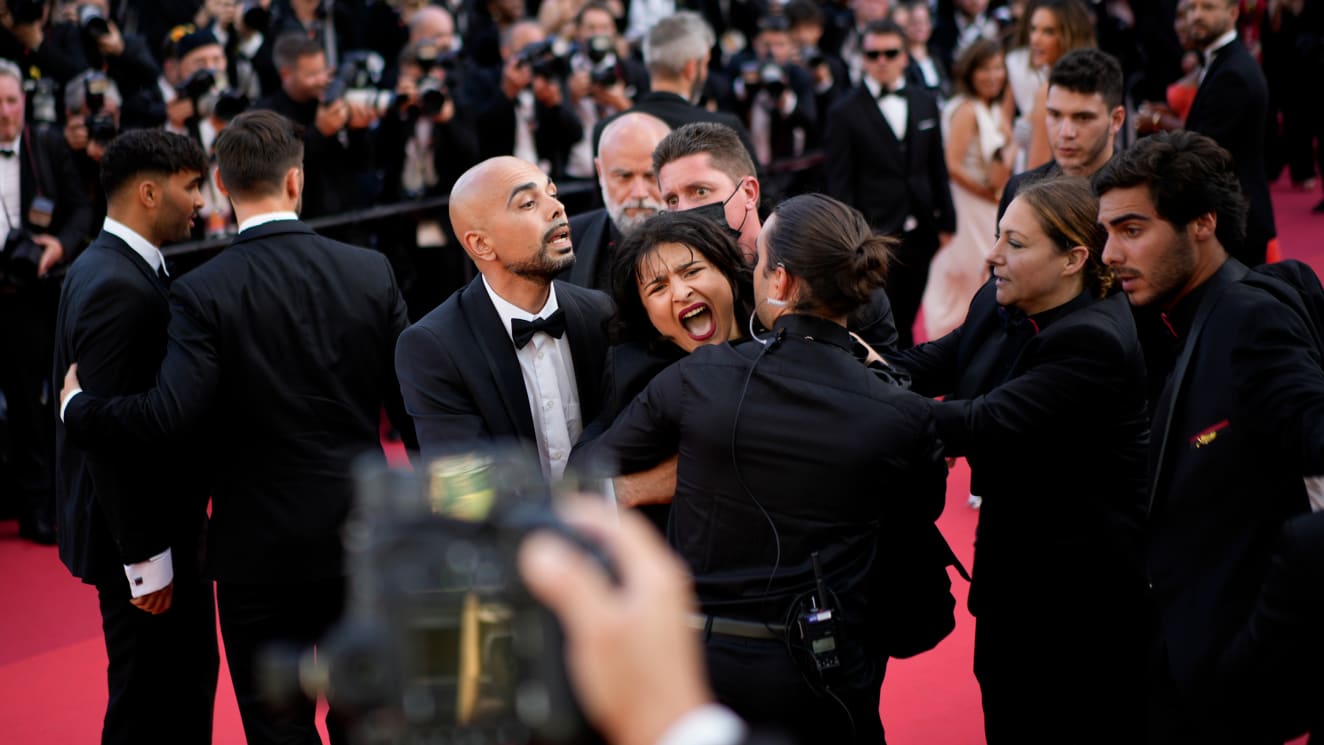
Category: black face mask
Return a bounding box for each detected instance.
[680,179,749,243]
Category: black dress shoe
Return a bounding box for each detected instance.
[18,514,56,545]
[1312,198,1324,215]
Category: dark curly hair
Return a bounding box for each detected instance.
[608,210,753,346]
[1092,130,1248,254]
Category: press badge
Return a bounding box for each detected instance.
[28,196,54,229]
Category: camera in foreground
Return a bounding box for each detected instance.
[260,451,606,745]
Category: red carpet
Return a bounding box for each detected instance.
[1,179,1320,744]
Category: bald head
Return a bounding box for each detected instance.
[448,157,573,284]
[597,113,671,233]
[409,6,456,49]
[502,20,545,59]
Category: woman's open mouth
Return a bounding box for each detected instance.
[678,302,716,341]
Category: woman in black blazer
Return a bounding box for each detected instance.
[890,177,1149,744]
[581,195,947,744]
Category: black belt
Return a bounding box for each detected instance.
[688,613,787,640]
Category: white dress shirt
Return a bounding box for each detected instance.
[0,134,21,238]
[865,77,908,141]
[237,211,300,233]
[482,277,583,481]
[513,90,541,169]
[654,704,748,745]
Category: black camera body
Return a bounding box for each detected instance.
[77,3,109,37]
[176,68,216,102]
[518,39,571,81]
[759,62,788,100]
[241,0,269,32]
[323,51,394,114]
[270,454,605,745]
[2,228,44,285]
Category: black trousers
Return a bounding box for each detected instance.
[96,562,218,745]
[0,282,56,520]
[216,577,347,745]
[704,632,887,745]
[882,227,939,349]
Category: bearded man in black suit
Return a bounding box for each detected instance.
[59,109,416,745]
[54,129,217,745]
[823,19,955,348]
[395,155,612,480]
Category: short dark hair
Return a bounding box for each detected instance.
[609,210,752,346]
[574,1,615,28]
[863,19,909,46]
[214,109,305,199]
[784,0,823,29]
[100,129,209,200]
[273,32,324,73]
[1049,48,1124,110]
[764,194,894,318]
[1092,131,1248,252]
[652,122,756,185]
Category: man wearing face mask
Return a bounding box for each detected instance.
[563,112,670,294]
[654,122,900,356]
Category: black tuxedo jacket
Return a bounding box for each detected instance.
[16,125,94,261]
[1145,260,1324,703]
[62,220,416,583]
[54,232,207,584]
[1185,39,1275,265]
[395,276,613,462]
[564,207,618,294]
[823,84,956,240]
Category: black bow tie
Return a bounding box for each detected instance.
[511,309,566,349]
[878,86,904,100]
[0,149,13,158]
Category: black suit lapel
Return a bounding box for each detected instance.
[1190,40,1237,121]
[19,129,35,220]
[858,87,904,167]
[100,232,170,303]
[457,279,537,440]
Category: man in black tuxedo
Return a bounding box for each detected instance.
[1095,131,1324,744]
[59,109,417,745]
[395,155,612,479]
[823,19,955,348]
[0,59,93,543]
[1182,0,1275,267]
[564,112,670,294]
[592,12,760,170]
[54,130,217,745]
[997,48,1126,222]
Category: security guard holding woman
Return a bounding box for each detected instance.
[581,194,948,744]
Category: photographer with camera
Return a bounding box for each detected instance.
[62,69,118,238]
[562,2,647,181]
[254,31,376,220]
[724,16,818,170]
[194,0,269,103]
[477,20,583,182]
[45,0,162,125]
[0,0,84,87]
[0,58,92,544]
[375,38,480,316]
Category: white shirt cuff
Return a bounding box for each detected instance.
[124,548,173,598]
[654,704,747,745]
[1306,475,1324,512]
[59,387,81,422]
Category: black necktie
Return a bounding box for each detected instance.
[511,309,566,349]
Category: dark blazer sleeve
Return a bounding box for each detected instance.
[923,96,957,235]
[394,319,491,459]
[577,359,684,476]
[888,323,964,398]
[64,275,172,562]
[850,288,900,357]
[1215,511,1324,739]
[381,262,420,453]
[63,279,222,450]
[926,319,1127,456]
[37,127,93,259]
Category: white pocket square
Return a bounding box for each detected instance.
[917,119,937,131]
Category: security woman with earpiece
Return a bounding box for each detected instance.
[580,194,949,744]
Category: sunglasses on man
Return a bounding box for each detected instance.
[863,48,904,61]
